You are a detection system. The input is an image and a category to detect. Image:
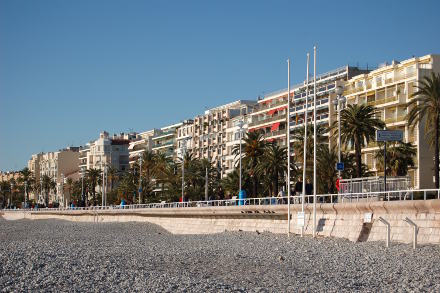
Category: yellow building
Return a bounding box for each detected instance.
[344,54,440,189]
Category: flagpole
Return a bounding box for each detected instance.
[313,45,317,238]
[287,59,291,237]
[301,53,309,237]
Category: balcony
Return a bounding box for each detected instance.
[152,141,174,150]
[367,96,398,106]
[385,115,406,124]
[249,114,286,128]
[256,99,288,112]
[263,130,286,139]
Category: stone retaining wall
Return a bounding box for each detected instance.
[2,200,440,245]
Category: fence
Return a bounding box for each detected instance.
[3,189,439,212]
[339,176,411,194]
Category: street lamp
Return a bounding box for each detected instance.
[199,133,210,201]
[138,153,142,205]
[180,136,192,205]
[237,119,244,194]
[334,85,346,179]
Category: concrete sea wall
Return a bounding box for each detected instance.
[2,200,440,245]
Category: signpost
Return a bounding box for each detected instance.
[376,130,403,191]
[336,162,344,171]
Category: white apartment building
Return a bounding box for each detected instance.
[37,147,79,204]
[151,123,183,159]
[128,129,158,166]
[79,131,131,176]
[344,54,440,189]
[224,114,252,175]
[249,66,368,151]
[192,100,256,178]
[176,120,194,159]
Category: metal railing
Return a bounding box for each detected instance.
[3,189,439,212]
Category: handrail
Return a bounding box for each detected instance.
[3,189,439,212]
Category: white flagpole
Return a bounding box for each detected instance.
[301,53,309,237]
[287,59,291,237]
[313,45,317,238]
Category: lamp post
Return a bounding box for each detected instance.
[9,182,13,208]
[199,133,210,201]
[24,181,27,209]
[238,119,244,194]
[334,85,346,179]
[138,153,142,205]
[81,171,84,206]
[181,136,192,205]
[40,177,43,206]
[61,173,64,208]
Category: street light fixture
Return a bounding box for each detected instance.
[334,85,346,179]
[180,136,192,205]
[237,119,244,195]
[138,153,142,205]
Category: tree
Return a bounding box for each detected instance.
[407,72,440,188]
[255,143,287,196]
[18,167,34,204]
[375,142,416,176]
[41,174,55,206]
[292,123,329,185]
[65,178,74,205]
[232,131,267,197]
[86,168,101,205]
[317,147,338,194]
[140,150,157,202]
[337,104,385,178]
[0,181,10,208]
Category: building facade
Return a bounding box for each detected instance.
[38,147,80,205]
[344,54,440,188]
[79,131,131,176]
[191,100,257,178]
[128,129,158,167]
[151,123,183,159]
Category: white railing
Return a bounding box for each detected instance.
[2,189,439,212]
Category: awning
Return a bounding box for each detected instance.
[267,109,277,115]
[271,122,280,131]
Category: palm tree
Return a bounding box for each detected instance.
[337,104,385,178]
[41,174,53,206]
[255,143,287,196]
[0,181,10,208]
[292,123,328,179]
[232,131,267,197]
[65,178,74,205]
[375,142,416,176]
[317,147,338,194]
[106,166,119,191]
[86,168,101,205]
[19,167,34,204]
[407,72,440,188]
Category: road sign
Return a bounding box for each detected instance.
[376,130,403,142]
[297,212,305,227]
[138,188,142,193]
[336,162,344,171]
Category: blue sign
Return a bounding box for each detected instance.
[336,162,344,171]
[138,188,142,193]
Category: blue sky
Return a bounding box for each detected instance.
[1,0,439,171]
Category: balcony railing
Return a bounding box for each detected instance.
[263,130,286,138]
[249,114,286,128]
[384,115,406,124]
[256,99,288,112]
[367,96,398,106]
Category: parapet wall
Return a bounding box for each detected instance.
[2,200,440,245]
